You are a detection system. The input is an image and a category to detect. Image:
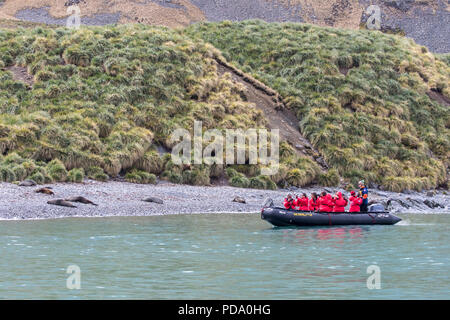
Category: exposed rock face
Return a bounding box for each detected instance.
[384,0,416,12]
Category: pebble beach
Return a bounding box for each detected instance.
[0,180,448,220]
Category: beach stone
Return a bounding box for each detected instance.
[19,179,37,187]
[142,197,164,204]
[426,190,436,197]
[233,196,246,204]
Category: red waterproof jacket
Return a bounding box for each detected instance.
[328,194,335,211]
[284,198,295,210]
[309,198,318,211]
[349,196,362,212]
[297,197,309,211]
[333,192,348,212]
[318,194,333,212]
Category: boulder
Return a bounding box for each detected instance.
[426,190,436,197]
[142,197,164,204]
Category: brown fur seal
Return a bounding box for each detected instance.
[65,196,97,206]
[47,199,77,208]
[36,187,54,195]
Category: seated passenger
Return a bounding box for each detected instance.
[297,193,309,211]
[333,192,348,212]
[309,193,319,211]
[349,191,363,213]
[318,191,333,212]
[283,194,295,210]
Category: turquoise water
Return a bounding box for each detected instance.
[0,213,449,299]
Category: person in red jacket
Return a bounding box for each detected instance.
[309,193,319,211]
[333,191,348,212]
[284,194,295,210]
[318,191,333,212]
[326,193,335,212]
[349,191,363,213]
[296,193,309,211]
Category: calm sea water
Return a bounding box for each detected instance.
[0,213,448,299]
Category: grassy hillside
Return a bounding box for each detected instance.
[0,23,321,188]
[186,20,450,191]
[0,21,449,191]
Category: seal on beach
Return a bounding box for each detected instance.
[36,187,54,195]
[65,196,98,206]
[19,179,37,187]
[47,199,77,208]
[233,196,246,204]
[142,197,164,204]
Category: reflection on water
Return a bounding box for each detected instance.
[282,226,367,243]
[0,213,448,299]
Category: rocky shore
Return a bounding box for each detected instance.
[0,180,448,220]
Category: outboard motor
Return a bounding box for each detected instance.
[368,203,385,212]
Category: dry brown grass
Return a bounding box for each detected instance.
[1,0,447,29]
[0,0,205,28]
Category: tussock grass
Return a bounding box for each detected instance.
[187,20,450,191]
[0,24,277,185]
[1,21,448,191]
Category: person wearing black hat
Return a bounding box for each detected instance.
[358,180,369,212]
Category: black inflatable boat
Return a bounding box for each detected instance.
[261,199,401,227]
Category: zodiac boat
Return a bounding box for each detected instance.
[261,199,401,227]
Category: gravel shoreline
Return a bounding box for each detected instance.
[0,180,448,220]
